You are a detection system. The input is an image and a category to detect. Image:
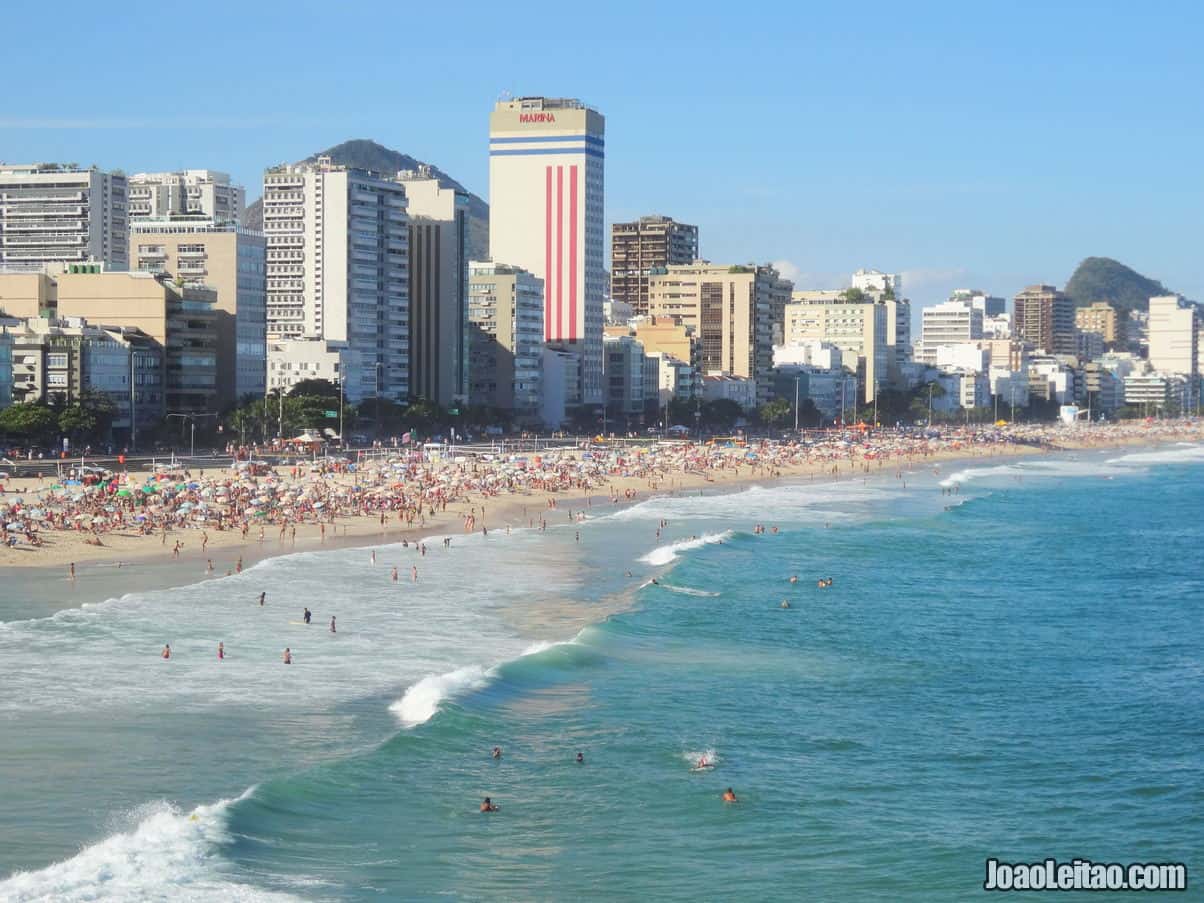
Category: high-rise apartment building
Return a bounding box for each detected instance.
[610,216,698,315]
[397,168,469,407]
[489,96,605,407]
[467,261,544,421]
[130,216,266,407]
[918,300,984,363]
[1147,295,1198,377]
[646,262,783,405]
[0,164,128,270]
[1013,284,1077,355]
[1075,301,1120,345]
[128,171,244,224]
[783,294,888,402]
[262,157,409,402]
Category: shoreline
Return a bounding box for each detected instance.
[6,425,1198,613]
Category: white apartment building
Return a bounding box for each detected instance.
[851,269,901,297]
[935,343,989,374]
[918,300,983,363]
[950,288,1006,318]
[267,338,361,396]
[467,260,544,420]
[489,97,605,408]
[1147,295,1198,377]
[0,164,128,270]
[127,171,244,224]
[983,313,1012,339]
[773,341,843,371]
[262,157,409,402]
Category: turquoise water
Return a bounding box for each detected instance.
[2,445,1202,900]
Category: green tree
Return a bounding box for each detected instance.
[758,398,793,427]
[287,378,340,399]
[701,398,743,431]
[58,404,98,442]
[0,403,59,442]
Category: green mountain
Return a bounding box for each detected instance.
[242,139,488,261]
[1064,257,1171,313]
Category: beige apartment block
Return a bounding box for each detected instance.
[1013,285,1077,355]
[130,217,266,407]
[0,272,57,319]
[783,298,887,402]
[646,262,782,404]
[1075,301,1119,344]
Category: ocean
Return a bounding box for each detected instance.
[2,443,1202,901]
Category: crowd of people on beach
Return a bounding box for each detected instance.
[1,420,1199,557]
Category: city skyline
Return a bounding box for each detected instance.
[2,1,1200,309]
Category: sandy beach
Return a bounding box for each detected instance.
[2,421,1200,590]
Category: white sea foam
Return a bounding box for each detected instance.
[608,480,891,527]
[389,636,585,727]
[640,531,734,566]
[389,665,491,726]
[1105,444,1204,467]
[0,788,300,903]
[682,748,721,769]
[657,583,721,597]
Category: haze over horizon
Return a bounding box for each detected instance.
[3,0,1200,308]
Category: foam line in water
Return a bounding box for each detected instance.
[657,584,721,597]
[389,636,586,727]
[1105,444,1204,467]
[0,787,300,902]
[639,531,734,566]
[390,665,490,727]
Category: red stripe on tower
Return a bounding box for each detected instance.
[556,165,564,342]
[544,166,552,342]
[569,165,578,341]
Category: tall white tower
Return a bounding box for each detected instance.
[489,97,605,407]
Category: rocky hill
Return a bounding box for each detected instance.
[1064,257,1172,313]
[242,139,488,261]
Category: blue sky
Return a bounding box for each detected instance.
[4,0,1201,307]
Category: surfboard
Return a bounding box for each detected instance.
[288,620,312,625]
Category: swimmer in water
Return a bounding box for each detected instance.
[651,578,659,585]
[697,755,711,769]
[576,752,585,764]
[480,797,499,812]
[491,746,502,759]
[781,600,790,609]
[789,575,798,584]
[723,787,737,802]
[161,643,171,660]
[330,616,336,633]
[283,647,292,664]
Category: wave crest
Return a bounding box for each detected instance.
[639,531,734,566]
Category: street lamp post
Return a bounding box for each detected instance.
[927,382,934,426]
[128,349,138,453]
[794,375,800,431]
